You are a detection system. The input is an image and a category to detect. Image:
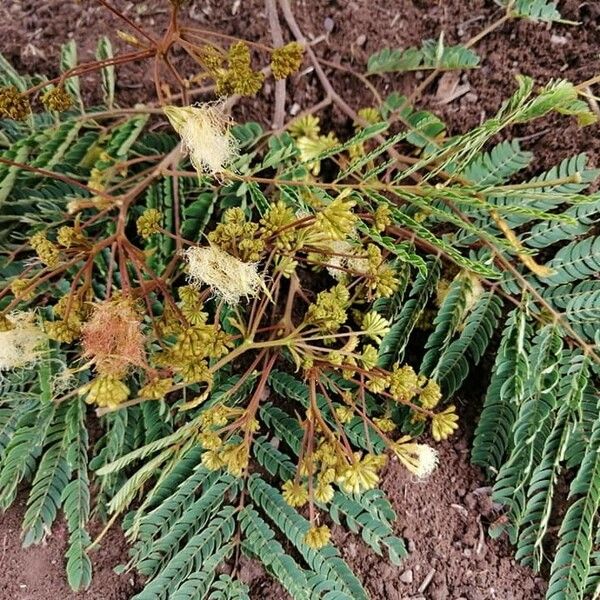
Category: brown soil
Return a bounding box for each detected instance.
[335,432,548,600]
[0,496,140,600]
[0,1,598,599]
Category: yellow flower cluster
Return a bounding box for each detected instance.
[315,197,358,241]
[81,374,129,409]
[41,86,73,112]
[282,480,309,507]
[306,283,349,333]
[156,319,230,385]
[304,525,331,549]
[29,232,60,268]
[57,226,86,249]
[270,42,304,79]
[202,441,250,477]
[208,207,265,262]
[260,201,298,250]
[0,86,30,120]
[139,377,173,400]
[336,452,386,494]
[200,42,264,97]
[137,209,163,239]
[46,295,90,344]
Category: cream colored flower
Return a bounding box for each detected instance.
[391,436,438,478]
[185,245,264,305]
[163,104,237,176]
[0,312,45,371]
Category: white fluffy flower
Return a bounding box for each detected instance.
[324,240,368,280]
[163,103,237,176]
[392,437,439,478]
[0,312,45,371]
[185,245,264,304]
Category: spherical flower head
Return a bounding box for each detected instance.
[282,480,309,507]
[304,525,331,549]
[137,209,163,239]
[314,482,334,504]
[202,449,225,471]
[289,114,320,139]
[139,377,172,400]
[392,437,438,478]
[185,245,264,305]
[362,312,391,344]
[360,345,379,370]
[41,86,73,112]
[335,406,354,424]
[82,374,129,409]
[29,231,60,268]
[315,196,357,241]
[0,312,45,371]
[221,442,249,477]
[336,452,384,495]
[57,226,86,249]
[163,104,237,177]
[389,364,419,402]
[373,203,392,232]
[0,86,30,120]
[82,299,145,378]
[198,431,222,451]
[420,379,442,409]
[431,405,459,441]
[373,417,396,433]
[270,42,304,79]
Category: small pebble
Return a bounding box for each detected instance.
[324,17,335,33]
[400,569,414,584]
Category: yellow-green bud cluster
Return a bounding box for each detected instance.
[306,283,349,333]
[137,209,163,239]
[208,207,265,262]
[0,86,30,120]
[270,42,304,79]
[29,232,60,268]
[41,86,73,112]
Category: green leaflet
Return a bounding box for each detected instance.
[377,259,440,368]
[240,506,314,600]
[542,236,600,286]
[96,37,115,110]
[492,324,563,542]
[62,399,92,591]
[547,417,600,600]
[497,0,563,23]
[472,308,532,474]
[420,274,472,376]
[368,38,480,74]
[60,40,83,112]
[433,291,503,396]
[248,475,368,600]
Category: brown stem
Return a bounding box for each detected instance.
[266,0,286,129]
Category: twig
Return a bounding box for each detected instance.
[266,0,286,129]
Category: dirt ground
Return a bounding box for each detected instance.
[0,0,598,599]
